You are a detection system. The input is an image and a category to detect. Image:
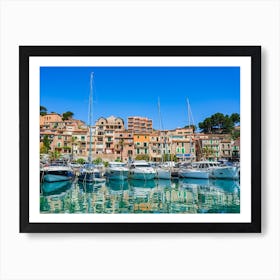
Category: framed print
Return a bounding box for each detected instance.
[19,46,261,233]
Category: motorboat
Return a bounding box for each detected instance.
[128,161,156,180]
[105,162,129,180]
[179,161,240,180]
[155,166,171,180]
[178,162,211,179]
[41,165,74,182]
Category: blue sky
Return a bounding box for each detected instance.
[40,66,240,130]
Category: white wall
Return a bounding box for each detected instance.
[0,0,279,279]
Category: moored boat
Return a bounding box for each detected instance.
[128,161,156,180]
[105,162,129,180]
[41,165,74,182]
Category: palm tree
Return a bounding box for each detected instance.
[119,139,124,162]
[70,136,78,161]
[202,146,215,160]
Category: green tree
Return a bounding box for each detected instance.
[230,113,240,125]
[199,117,212,133]
[93,157,103,165]
[49,150,60,161]
[40,105,47,116]
[135,154,150,161]
[76,158,85,164]
[183,125,196,132]
[202,146,215,160]
[62,111,74,121]
[222,115,234,134]
[42,135,50,153]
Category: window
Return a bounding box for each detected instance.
[137,149,140,154]
[144,142,147,147]
[57,142,61,147]
[58,135,62,139]
[182,148,185,153]
[81,136,85,141]
[145,149,148,154]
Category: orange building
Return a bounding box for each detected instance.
[133,133,150,156]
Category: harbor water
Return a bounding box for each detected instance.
[40,178,240,214]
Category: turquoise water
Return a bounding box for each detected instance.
[40,178,240,214]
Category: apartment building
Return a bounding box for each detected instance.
[128,116,153,133]
[114,130,134,161]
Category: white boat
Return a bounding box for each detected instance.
[105,162,129,180]
[179,162,210,179]
[155,167,171,179]
[179,161,240,180]
[41,165,74,182]
[209,165,239,180]
[129,161,156,180]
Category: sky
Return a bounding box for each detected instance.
[40,66,240,130]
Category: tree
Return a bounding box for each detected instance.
[222,115,234,134]
[199,112,239,134]
[119,139,124,162]
[42,135,50,153]
[93,157,103,165]
[70,136,78,160]
[62,111,74,121]
[230,113,240,125]
[183,125,196,132]
[76,158,85,164]
[40,106,47,116]
[135,154,150,161]
[49,150,60,161]
[202,146,215,160]
[199,117,212,133]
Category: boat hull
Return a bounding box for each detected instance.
[43,174,73,182]
[106,170,129,180]
[129,171,155,180]
[210,167,239,180]
[179,169,209,179]
[155,169,171,180]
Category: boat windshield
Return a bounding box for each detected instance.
[132,164,151,168]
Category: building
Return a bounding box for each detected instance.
[128,116,153,133]
[93,116,125,160]
[114,130,134,161]
[168,128,195,161]
[133,133,150,157]
[232,138,240,161]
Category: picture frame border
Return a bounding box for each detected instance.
[19,45,261,233]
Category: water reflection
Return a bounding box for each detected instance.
[40,178,240,214]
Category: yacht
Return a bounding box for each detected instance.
[40,165,74,182]
[128,161,156,180]
[155,166,171,180]
[179,161,239,180]
[105,162,129,180]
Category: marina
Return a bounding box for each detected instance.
[40,69,241,215]
[40,176,240,214]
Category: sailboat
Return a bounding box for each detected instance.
[178,99,239,180]
[78,72,105,185]
[155,97,171,180]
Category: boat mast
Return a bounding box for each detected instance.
[88,72,94,163]
[158,97,164,162]
[187,98,192,161]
